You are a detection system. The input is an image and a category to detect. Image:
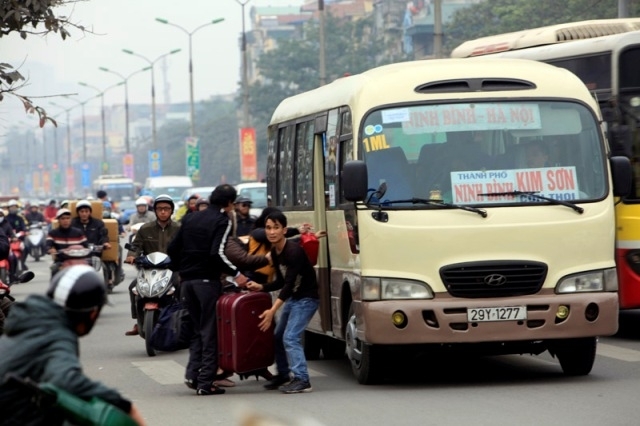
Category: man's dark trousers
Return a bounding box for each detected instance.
[181,278,221,391]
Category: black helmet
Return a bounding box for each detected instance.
[47,265,106,312]
[153,194,175,213]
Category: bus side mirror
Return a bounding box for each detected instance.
[610,156,632,197]
[609,125,632,158]
[342,161,368,202]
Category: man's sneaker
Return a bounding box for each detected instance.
[263,374,291,390]
[279,378,312,394]
[196,385,225,395]
[184,379,196,390]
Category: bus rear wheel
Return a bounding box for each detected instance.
[346,304,382,384]
[550,337,597,376]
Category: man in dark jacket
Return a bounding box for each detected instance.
[71,200,110,248]
[0,265,145,425]
[167,184,249,396]
[46,209,88,278]
[233,196,256,237]
[123,194,180,336]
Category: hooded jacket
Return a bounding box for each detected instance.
[0,295,131,425]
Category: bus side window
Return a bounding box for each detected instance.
[295,121,314,207]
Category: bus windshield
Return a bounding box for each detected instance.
[360,100,606,206]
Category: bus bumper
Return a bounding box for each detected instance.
[358,291,618,344]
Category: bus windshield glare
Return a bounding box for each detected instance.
[360,101,606,206]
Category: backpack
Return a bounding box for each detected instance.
[150,302,193,352]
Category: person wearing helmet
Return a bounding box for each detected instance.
[71,200,110,249]
[0,210,16,283]
[6,199,26,234]
[46,209,89,278]
[195,197,210,211]
[129,197,156,228]
[0,265,146,425]
[167,185,250,395]
[60,200,70,209]
[123,194,180,336]
[24,204,46,263]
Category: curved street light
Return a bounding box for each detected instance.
[78,80,125,173]
[122,48,182,150]
[155,17,225,138]
[98,66,151,154]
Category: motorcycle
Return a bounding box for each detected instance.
[86,244,120,294]
[3,373,137,426]
[54,245,101,279]
[26,223,46,262]
[125,243,175,357]
[0,271,35,333]
[11,231,25,275]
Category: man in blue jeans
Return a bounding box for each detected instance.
[247,210,319,394]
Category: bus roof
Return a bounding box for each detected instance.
[269,58,599,126]
[451,18,640,58]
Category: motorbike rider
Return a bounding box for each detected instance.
[46,209,89,278]
[123,194,180,336]
[0,211,18,283]
[129,197,156,228]
[0,265,146,425]
[71,200,110,250]
[24,204,46,261]
[0,225,12,333]
[6,200,27,272]
[43,199,58,224]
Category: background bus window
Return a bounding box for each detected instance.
[339,138,354,205]
[278,125,294,207]
[266,127,278,203]
[324,109,340,208]
[295,121,315,207]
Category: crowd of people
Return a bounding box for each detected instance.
[0,185,326,424]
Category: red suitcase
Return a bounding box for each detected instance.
[217,291,275,374]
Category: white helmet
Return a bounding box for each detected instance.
[135,197,148,206]
[76,200,92,212]
[7,199,18,207]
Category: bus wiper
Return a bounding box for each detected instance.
[477,191,584,214]
[387,198,488,218]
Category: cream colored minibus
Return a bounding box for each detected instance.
[266,58,631,384]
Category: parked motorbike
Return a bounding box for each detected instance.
[3,373,137,426]
[0,271,35,333]
[125,243,175,357]
[26,222,46,262]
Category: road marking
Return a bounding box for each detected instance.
[597,343,640,362]
[132,360,185,385]
[132,360,326,385]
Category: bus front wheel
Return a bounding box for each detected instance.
[346,304,382,384]
[550,337,597,376]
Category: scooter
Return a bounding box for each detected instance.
[125,243,175,357]
[54,245,101,279]
[11,231,25,276]
[0,271,35,333]
[3,373,137,426]
[26,223,46,262]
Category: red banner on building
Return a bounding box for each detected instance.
[239,128,257,181]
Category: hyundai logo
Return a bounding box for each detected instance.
[484,274,507,286]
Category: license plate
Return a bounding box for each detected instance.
[467,306,527,322]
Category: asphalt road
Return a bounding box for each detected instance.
[6,247,640,426]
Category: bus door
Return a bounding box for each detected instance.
[319,107,359,339]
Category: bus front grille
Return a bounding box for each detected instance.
[439,261,547,298]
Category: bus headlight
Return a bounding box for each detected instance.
[556,268,618,293]
[362,277,434,300]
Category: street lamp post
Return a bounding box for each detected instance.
[64,96,89,163]
[78,81,125,172]
[122,48,182,150]
[155,17,225,138]
[50,102,73,171]
[236,0,251,128]
[98,66,151,154]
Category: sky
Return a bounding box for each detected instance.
[1,0,304,126]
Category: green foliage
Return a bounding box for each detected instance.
[444,0,640,54]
